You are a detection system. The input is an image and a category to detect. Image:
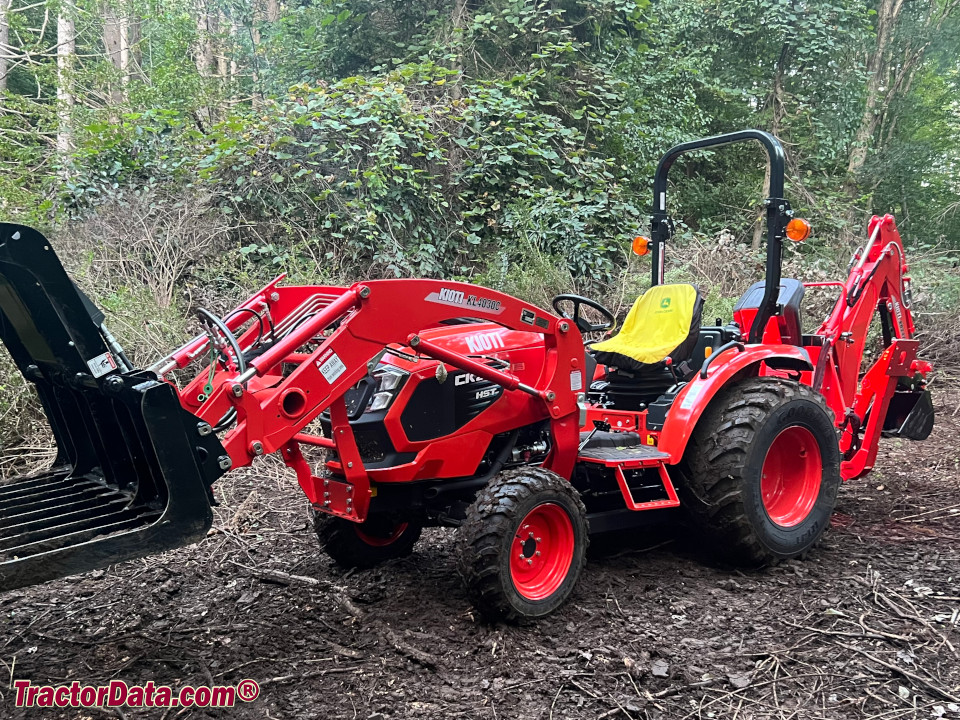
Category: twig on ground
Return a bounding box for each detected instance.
[780,618,906,643]
[649,676,723,699]
[382,628,437,669]
[548,682,564,720]
[836,642,960,703]
[223,490,260,533]
[258,667,358,685]
[229,561,363,618]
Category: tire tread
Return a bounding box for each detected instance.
[678,377,837,565]
[311,510,422,569]
[456,467,588,622]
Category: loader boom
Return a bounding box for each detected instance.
[164,279,586,522]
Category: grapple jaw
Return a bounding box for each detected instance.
[0,223,225,592]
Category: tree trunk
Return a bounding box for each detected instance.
[450,0,466,100]
[193,0,218,126]
[128,17,142,79]
[194,0,215,77]
[104,1,137,107]
[57,0,76,159]
[842,0,904,240]
[119,14,130,88]
[0,0,10,96]
[103,5,124,104]
[250,0,276,108]
[229,17,239,89]
[216,9,228,79]
[265,0,279,23]
[443,0,468,185]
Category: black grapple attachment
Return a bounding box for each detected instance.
[0,224,226,592]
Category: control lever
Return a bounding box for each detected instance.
[664,356,681,384]
[578,419,611,453]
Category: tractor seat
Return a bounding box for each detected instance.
[590,284,704,372]
[733,278,805,345]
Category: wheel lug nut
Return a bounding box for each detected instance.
[526,559,533,565]
[535,551,541,556]
[536,537,542,543]
[528,532,534,538]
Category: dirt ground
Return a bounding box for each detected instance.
[2,384,959,720]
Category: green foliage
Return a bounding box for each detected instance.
[127,54,638,282]
[0,0,956,336]
[67,109,191,204]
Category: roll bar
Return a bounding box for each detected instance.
[650,130,791,344]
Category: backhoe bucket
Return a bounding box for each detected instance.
[882,375,934,441]
[0,224,226,592]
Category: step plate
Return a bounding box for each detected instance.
[578,445,670,467]
[578,446,679,512]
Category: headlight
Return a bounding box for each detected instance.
[365,367,407,413]
[369,392,394,411]
[379,371,403,392]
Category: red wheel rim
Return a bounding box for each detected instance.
[510,503,575,601]
[354,522,408,547]
[760,426,822,527]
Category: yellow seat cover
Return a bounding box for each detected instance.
[591,284,700,366]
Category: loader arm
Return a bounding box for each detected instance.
[0,227,586,589]
[170,280,587,523]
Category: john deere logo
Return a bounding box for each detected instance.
[660,297,671,309]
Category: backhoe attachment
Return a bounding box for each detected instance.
[0,224,225,592]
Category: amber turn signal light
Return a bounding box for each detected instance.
[632,236,650,256]
[785,218,811,242]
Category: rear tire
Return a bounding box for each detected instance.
[310,509,422,569]
[456,467,588,622]
[677,377,840,565]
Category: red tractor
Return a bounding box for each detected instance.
[0,131,933,621]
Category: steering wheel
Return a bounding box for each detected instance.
[551,294,616,334]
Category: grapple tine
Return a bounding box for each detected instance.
[0,224,226,592]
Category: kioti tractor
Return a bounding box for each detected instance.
[0,131,934,621]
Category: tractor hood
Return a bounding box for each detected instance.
[378,321,548,387]
[416,322,545,355]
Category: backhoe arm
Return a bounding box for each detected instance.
[816,215,932,479]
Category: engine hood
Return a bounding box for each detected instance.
[416,322,545,354]
[379,321,547,383]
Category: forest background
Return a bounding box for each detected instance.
[0,0,958,465]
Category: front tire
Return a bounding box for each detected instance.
[310,510,422,569]
[677,377,841,565]
[456,467,588,622]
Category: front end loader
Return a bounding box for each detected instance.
[0,131,934,622]
[0,224,226,591]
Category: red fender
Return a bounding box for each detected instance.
[658,345,813,465]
